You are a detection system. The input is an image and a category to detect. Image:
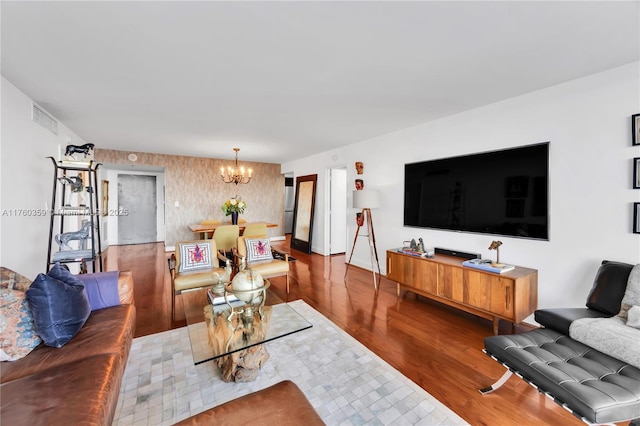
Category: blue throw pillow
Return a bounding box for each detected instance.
[76,271,120,311]
[26,264,91,348]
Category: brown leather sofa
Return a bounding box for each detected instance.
[0,271,136,426]
[174,380,324,425]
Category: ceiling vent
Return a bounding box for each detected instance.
[32,102,58,135]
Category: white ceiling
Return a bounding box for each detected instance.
[2,1,638,164]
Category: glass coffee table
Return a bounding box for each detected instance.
[181,283,312,381]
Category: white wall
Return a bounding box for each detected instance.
[282,62,640,315]
[1,77,90,279]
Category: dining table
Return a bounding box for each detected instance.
[189,222,278,239]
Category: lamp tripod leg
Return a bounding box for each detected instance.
[366,208,381,291]
[344,211,363,286]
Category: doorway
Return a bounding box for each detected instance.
[117,174,158,244]
[329,168,347,255]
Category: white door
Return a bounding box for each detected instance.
[329,168,347,254]
[117,174,157,244]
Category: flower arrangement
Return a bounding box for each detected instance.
[221,197,246,216]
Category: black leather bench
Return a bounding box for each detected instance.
[481,260,640,425]
[483,328,640,424]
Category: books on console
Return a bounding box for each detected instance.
[462,259,515,274]
[394,247,435,258]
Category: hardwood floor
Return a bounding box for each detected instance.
[104,239,608,426]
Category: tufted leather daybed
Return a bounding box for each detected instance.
[482,260,640,425]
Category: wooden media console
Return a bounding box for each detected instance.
[386,250,538,334]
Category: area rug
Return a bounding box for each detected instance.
[113,300,467,425]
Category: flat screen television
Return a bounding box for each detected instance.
[404,142,549,240]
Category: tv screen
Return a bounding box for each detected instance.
[404,142,549,240]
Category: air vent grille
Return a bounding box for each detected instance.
[32,102,58,135]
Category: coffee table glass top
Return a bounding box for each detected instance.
[182,287,312,365]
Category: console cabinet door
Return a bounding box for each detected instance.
[490,278,514,319]
[463,270,492,311]
[387,252,410,283]
[413,260,438,294]
[438,264,464,302]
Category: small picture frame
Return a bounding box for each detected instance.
[634,203,640,234]
[101,180,109,216]
[634,157,640,189]
[633,114,640,146]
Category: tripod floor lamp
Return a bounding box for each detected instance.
[345,189,382,290]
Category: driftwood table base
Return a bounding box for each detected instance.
[204,305,272,382]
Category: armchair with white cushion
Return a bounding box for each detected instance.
[168,239,231,320]
[234,235,290,293]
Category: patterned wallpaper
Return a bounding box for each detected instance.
[95,149,284,245]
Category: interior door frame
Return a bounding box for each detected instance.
[100,164,165,247]
[291,174,317,253]
[328,167,347,255]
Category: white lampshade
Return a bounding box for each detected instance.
[353,190,381,209]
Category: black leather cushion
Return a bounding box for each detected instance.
[485,329,640,424]
[586,260,633,315]
[534,308,611,335]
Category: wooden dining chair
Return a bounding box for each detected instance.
[200,219,221,239]
[242,222,267,237]
[213,225,240,258]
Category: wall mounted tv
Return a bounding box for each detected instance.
[404,142,549,240]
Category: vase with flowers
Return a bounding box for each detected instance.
[222,197,247,225]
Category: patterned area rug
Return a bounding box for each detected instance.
[113,300,467,425]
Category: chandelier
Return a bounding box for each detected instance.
[220,148,252,185]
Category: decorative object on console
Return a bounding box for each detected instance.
[434,247,481,260]
[488,240,504,267]
[633,113,640,146]
[345,189,381,290]
[463,258,515,274]
[221,148,252,185]
[633,157,640,189]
